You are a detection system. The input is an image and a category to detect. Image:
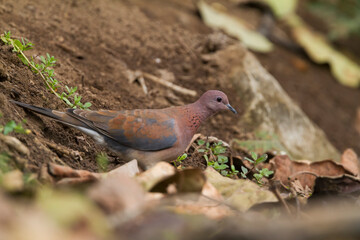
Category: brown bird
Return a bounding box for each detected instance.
[11,90,237,168]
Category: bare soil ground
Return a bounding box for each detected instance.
[0,0,359,172]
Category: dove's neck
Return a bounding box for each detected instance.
[183,101,214,133]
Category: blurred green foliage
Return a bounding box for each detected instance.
[308,0,360,40]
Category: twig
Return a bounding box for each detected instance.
[289,186,301,218]
[270,180,292,216]
[138,75,148,94]
[143,72,197,96]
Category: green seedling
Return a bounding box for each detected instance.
[0,119,30,135]
[1,31,91,109]
[0,152,12,175]
[253,168,273,183]
[96,152,109,172]
[198,139,238,177]
[173,153,187,168]
[241,151,274,185]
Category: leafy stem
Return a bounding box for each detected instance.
[0,31,91,109]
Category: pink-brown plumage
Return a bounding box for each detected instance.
[11,90,236,168]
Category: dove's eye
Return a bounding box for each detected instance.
[216,97,222,102]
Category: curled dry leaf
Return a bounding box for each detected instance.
[48,163,100,185]
[271,150,359,190]
[106,159,140,178]
[314,174,360,195]
[150,168,206,194]
[136,162,176,191]
[47,160,140,185]
[340,149,359,176]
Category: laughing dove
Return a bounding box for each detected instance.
[11,90,237,168]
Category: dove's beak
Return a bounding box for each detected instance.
[226,104,237,114]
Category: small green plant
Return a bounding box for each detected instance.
[0,31,91,109]
[253,168,273,183]
[241,151,273,185]
[198,139,238,178]
[308,0,360,40]
[173,153,187,168]
[0,119,30,135]
[0,152,12,175]
[96,152,109,172]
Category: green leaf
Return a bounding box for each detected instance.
[217,155,228,164]
[241,166,248,174]
[240,172,247,179]
[96,152,109,172]
[231,165,237,172]
[13,39,23,52]
[40,56,46,64]
[244,157,254,163]
[203,155,209,162]
[220,170,228,176]
[251,152,258,161]
[177,153,187,161]
[197,139,205,146]
[215,163,228,170]
[3,120,17,135]
[253,173,262,181]
[14,124,26,134]
[259,168,274,177]
[213,145,226,155]
[82,102,92,109]
[255,154,268,164]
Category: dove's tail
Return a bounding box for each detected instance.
[10,100,106,144]
[10,100,65,120]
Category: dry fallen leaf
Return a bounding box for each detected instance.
[2,169,23,192]
[47,160,140,185]
[198,1,273,53]
[271,150,359,189]
[150,168,206,194]
[263,0,297,18]
[171,194,234,219]
[205,167,277,211]
[314,174,360,195]
[287,15,360,88]
[340,149,359,176]
[136,162,176,191]
[36,188,109,239]
[88,172,146,224]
